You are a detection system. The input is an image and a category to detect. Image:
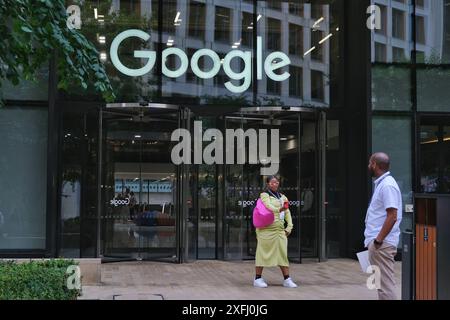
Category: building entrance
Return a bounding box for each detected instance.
[100,103,181,262]
[184,107,326,262]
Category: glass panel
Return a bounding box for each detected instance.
[62,0,342,108]
[279,115,300,261]
[420,123,450,194]
[415,0,450,112]
[256,1,339,108]
[420,125,440,193]
[371,0,413,63]
[416,0,450,65]
[0,107,47,249]
[300,120,318,258]
[1,66,49,101]
[64,0,158,102]
[371,65,412,111]
[417,67,450,112]
[101,107,178,261]
[325,119,345,258]
[224,113,302,261]
[185,161,197,261]
[196,117,217,259]
[372,116,413,243]
[224,117,244,259]
[443,126,450,193]
[59,107,99,258]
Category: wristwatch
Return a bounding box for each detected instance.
[374,239,383,246]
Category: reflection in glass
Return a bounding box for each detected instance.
[420,125,440,193]
[65,0,339,108]
[420,123,450,194]
[60,108,99,258]
[443,126,450,193]
[0,108,47,249]
[372,65,412,111]
[372,116,413,237]
[101,108,178,261]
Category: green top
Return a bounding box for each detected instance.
[259,192,293,234]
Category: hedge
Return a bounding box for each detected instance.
[0,259,82,300]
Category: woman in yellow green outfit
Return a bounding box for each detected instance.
[253,176,298,288]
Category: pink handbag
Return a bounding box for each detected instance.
[252,198,274,228]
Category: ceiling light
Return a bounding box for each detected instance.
[304,47,316,56]
[174,11,181,23]
[319,33,333,44]
[313,17,324,28]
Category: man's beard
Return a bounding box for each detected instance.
[368,167,375,178]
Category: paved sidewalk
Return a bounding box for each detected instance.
[79,259,402,300]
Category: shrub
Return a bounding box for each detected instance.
[0,259,82,300]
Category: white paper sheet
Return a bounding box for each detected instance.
[356,250,370,273]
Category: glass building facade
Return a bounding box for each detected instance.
[0,0,449,263]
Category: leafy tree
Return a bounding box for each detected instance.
[0,0,114,105]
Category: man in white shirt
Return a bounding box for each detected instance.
[364,152,402,300]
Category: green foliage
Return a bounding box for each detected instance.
[70,0,154,102]
[0,259,81,300]
[0,0,115,103]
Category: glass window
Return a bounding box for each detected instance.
[266,0,282,11]
[289,66,302,98]
[416,1,450,112]
[415,15,426,45]
[420,123,450,194]
[266,77,281,95]
[188,1,206,40]
[65,0,341,107]
[311,30,324,62]
[375,5,387,36]
[241,11,253,47]
[372,116,413,238]
[59,107,99,258]
[371,65,412,111]
[444,126,450,193]
[420,125,440,193]
[1,66,49,101]
[64,0,158,102]
[289,24,303,56]
[417,67,450,112]
[311,70,324,102]
[289,2,304,17]
[415,1,450,64]
[311,4,323,20]
[374,43,387,62]
[162,1,178,34]
[393,47,406,63]
[0,107,48,249]
[392,9,406,40]
[267,18,281,51]
[257,1,339,107]
[326,120,345,258]
[215,6,232,43]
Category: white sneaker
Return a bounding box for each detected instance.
[283,277,298,288]
[253,278,268,288]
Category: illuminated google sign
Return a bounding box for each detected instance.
[110,29,291,94]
